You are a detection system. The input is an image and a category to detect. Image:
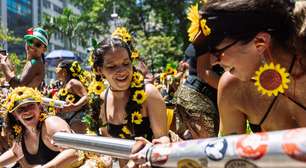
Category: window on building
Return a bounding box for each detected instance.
[53,4,63,14]
[43,0,51,9]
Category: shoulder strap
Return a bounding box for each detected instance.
[104,87,110,122]
[259,54,298,125]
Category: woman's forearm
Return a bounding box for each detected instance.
[42,149,78,168]
[0,149,19,167]
[2,65,14,82]
[71,96,88,112]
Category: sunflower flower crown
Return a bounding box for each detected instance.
[112,27,132,44]
[187,3,211,42]
[2,87,50,141]
[112,27,140,61]
[3,87,42,113]
[68,61,92,88]
[119,68,147,138]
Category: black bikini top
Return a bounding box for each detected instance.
[104,87,153,141]
[22,130,59,165]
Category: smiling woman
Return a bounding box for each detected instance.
[189,0,306,135]
[0,87,78,167]
[93,36,170,167]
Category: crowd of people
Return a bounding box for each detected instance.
[0,0,305,167]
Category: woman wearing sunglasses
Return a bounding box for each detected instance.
[188,0,306,135]
[0,87,78,167]
[0,27,48,89]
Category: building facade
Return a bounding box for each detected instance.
[0,0,86,57]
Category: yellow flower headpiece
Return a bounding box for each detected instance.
[4,87,42,113]
[187,4,211,42]
[112,27,132,43]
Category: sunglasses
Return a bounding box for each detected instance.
[15,103,37,114]
[210,40,238,60]
[26,39,43,48]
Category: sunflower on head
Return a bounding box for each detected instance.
[2,87,46,140]
[112,27,132,44]
[187,3,211,42]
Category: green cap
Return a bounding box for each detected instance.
[24,27,49,47]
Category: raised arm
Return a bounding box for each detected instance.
[61,79,88,113]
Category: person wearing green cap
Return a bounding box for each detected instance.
[0,87,79,167]
[0,27,48,88]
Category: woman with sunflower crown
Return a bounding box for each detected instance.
[93,37,169,167]
[189,0,306,135]
[54,60,90,134]
[0,87,78,167]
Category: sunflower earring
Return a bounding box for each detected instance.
[253,60,290,96]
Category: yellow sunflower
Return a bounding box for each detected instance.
[13,125,22,136]
[253,63,290,96]
[131,51,140,60]
[132,90,147,105]
[70,61,81,73]
[112,27,132,43]
[131,81,143,88]
[66,94,76,104]
[4,87,42,113]
[160,73,167,82]
[39,113,48,122]
[122,126,131,135]
[59,88,68,97]
[131,111,143,125]
[187,4,211,42]
[88,81,105,95]
[119,133,125,139]
[133,72,144,84]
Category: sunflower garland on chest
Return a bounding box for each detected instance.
[118,69,148,139]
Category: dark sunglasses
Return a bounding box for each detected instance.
[211,40,238,60]
[15,103,37,114]
[26,39,43,48]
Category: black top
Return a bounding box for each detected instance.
[21,131,59,165]
[104,88,153,141]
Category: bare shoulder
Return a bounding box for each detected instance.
[218,72,245,104]
[43,116,71,135]
[145,83,162,98]
[68,78,82,86]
